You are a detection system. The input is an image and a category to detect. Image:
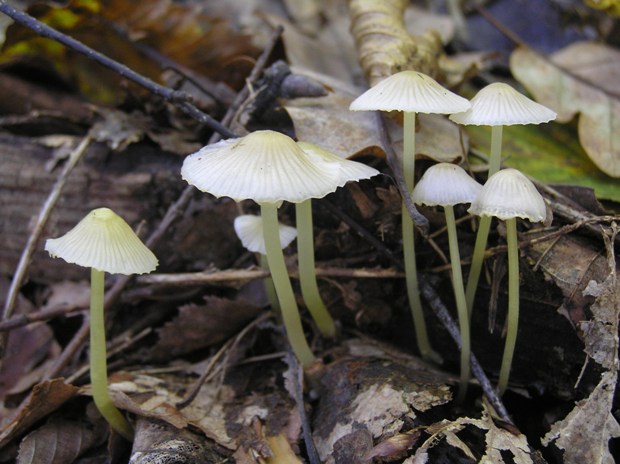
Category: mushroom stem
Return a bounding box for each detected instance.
[498,217,519,395]
[465,125,503,315]
[295,200,336,337]
[261,203,316,367]
[89,268,133,440]
[259,254,281,315]
[444,206,471,402]
[465,215,492,315]
[403,111,437,362]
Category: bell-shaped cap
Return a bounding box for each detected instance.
[182,130,343,204]
[45,207,158,275]
[297,142,379,186]
[468,169,547,222]
[349,71,470,114]
[449,82,557,126]
[234,214,297,255]
[412,163,482,207]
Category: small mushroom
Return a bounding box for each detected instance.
[234,214,297,313]
[412,163,482,401]
[350,71,470,362]
[468,168,547,395]
[449,82,556,314]
[296,142,379,338]
[182,130,348,366]
[45,207,158,440]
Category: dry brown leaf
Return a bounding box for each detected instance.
[284,90,466,163]
[0,380,79,449]
[541,226,620,464]
[510,42,620,177]
[150,296,261,361]
[17,416,106,464]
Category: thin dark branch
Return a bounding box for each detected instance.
[375,113,429,234]
[0,1,235,138]
[418,274,513,424]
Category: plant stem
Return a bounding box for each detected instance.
[497,218,519,395]
[261,203,315,367]
[89,268,133,440]
[259,254,281,315]
[465,125,503,315]
[403,112,437,362]
[465,215,492,315]
[444,206,470,402]
[296,200,336,337]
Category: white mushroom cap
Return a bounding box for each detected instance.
[181,130,343,204]
[468,169,547,222]
[234,214,297,255]
[449,82,557,126]
[297,142,380,185]
[412,163,482,207]
[45,207,158,275]
[349,71,470,114]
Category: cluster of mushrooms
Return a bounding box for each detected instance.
[45,71,556,438]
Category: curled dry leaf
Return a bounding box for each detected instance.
[510,42,620,177]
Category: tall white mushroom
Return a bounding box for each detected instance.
[350,71,470,362]
[468,168,547,395]
[45,207,158,440]
[182,130,377,366]
[412,163,482,401]
[449,82,556,314]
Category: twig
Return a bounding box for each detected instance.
[0,135,91,358]
[0,2,235,138]
[375,113,429,234]
[286,351,321,464]
[418,274,513,424]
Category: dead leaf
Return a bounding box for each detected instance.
[17,416,106,464]
[0,379,79,449]
[510,42,620,177]
[150,296,262,361]
[284,91,466,163]
[541,226,620,464]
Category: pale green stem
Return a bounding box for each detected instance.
[90,268,133,440]
[497,218,519,395]
[296,200,336,337]
[465,125,504,315]
[444,206,470,402]
[261,203,315,367]
[403,111,436,362]
[259,254,280,315]
[465,215,492,316]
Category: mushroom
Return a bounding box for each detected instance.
[350,70,470,362]
[182,130,354,366]
[412,163,482,401]
[295,142,379,337]
[449,82,556,314]
[45,207,158,440]
[467,168,547,395]
[234,214,297,313]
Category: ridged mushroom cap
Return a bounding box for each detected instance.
[468,169,547,222]
[349,71,471,114]
[449,82,557,126]
[234,214,297,255]
[181,131,343,204]
[412,163,482,207]
[45,207,158,275]
[297,142,380,186]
